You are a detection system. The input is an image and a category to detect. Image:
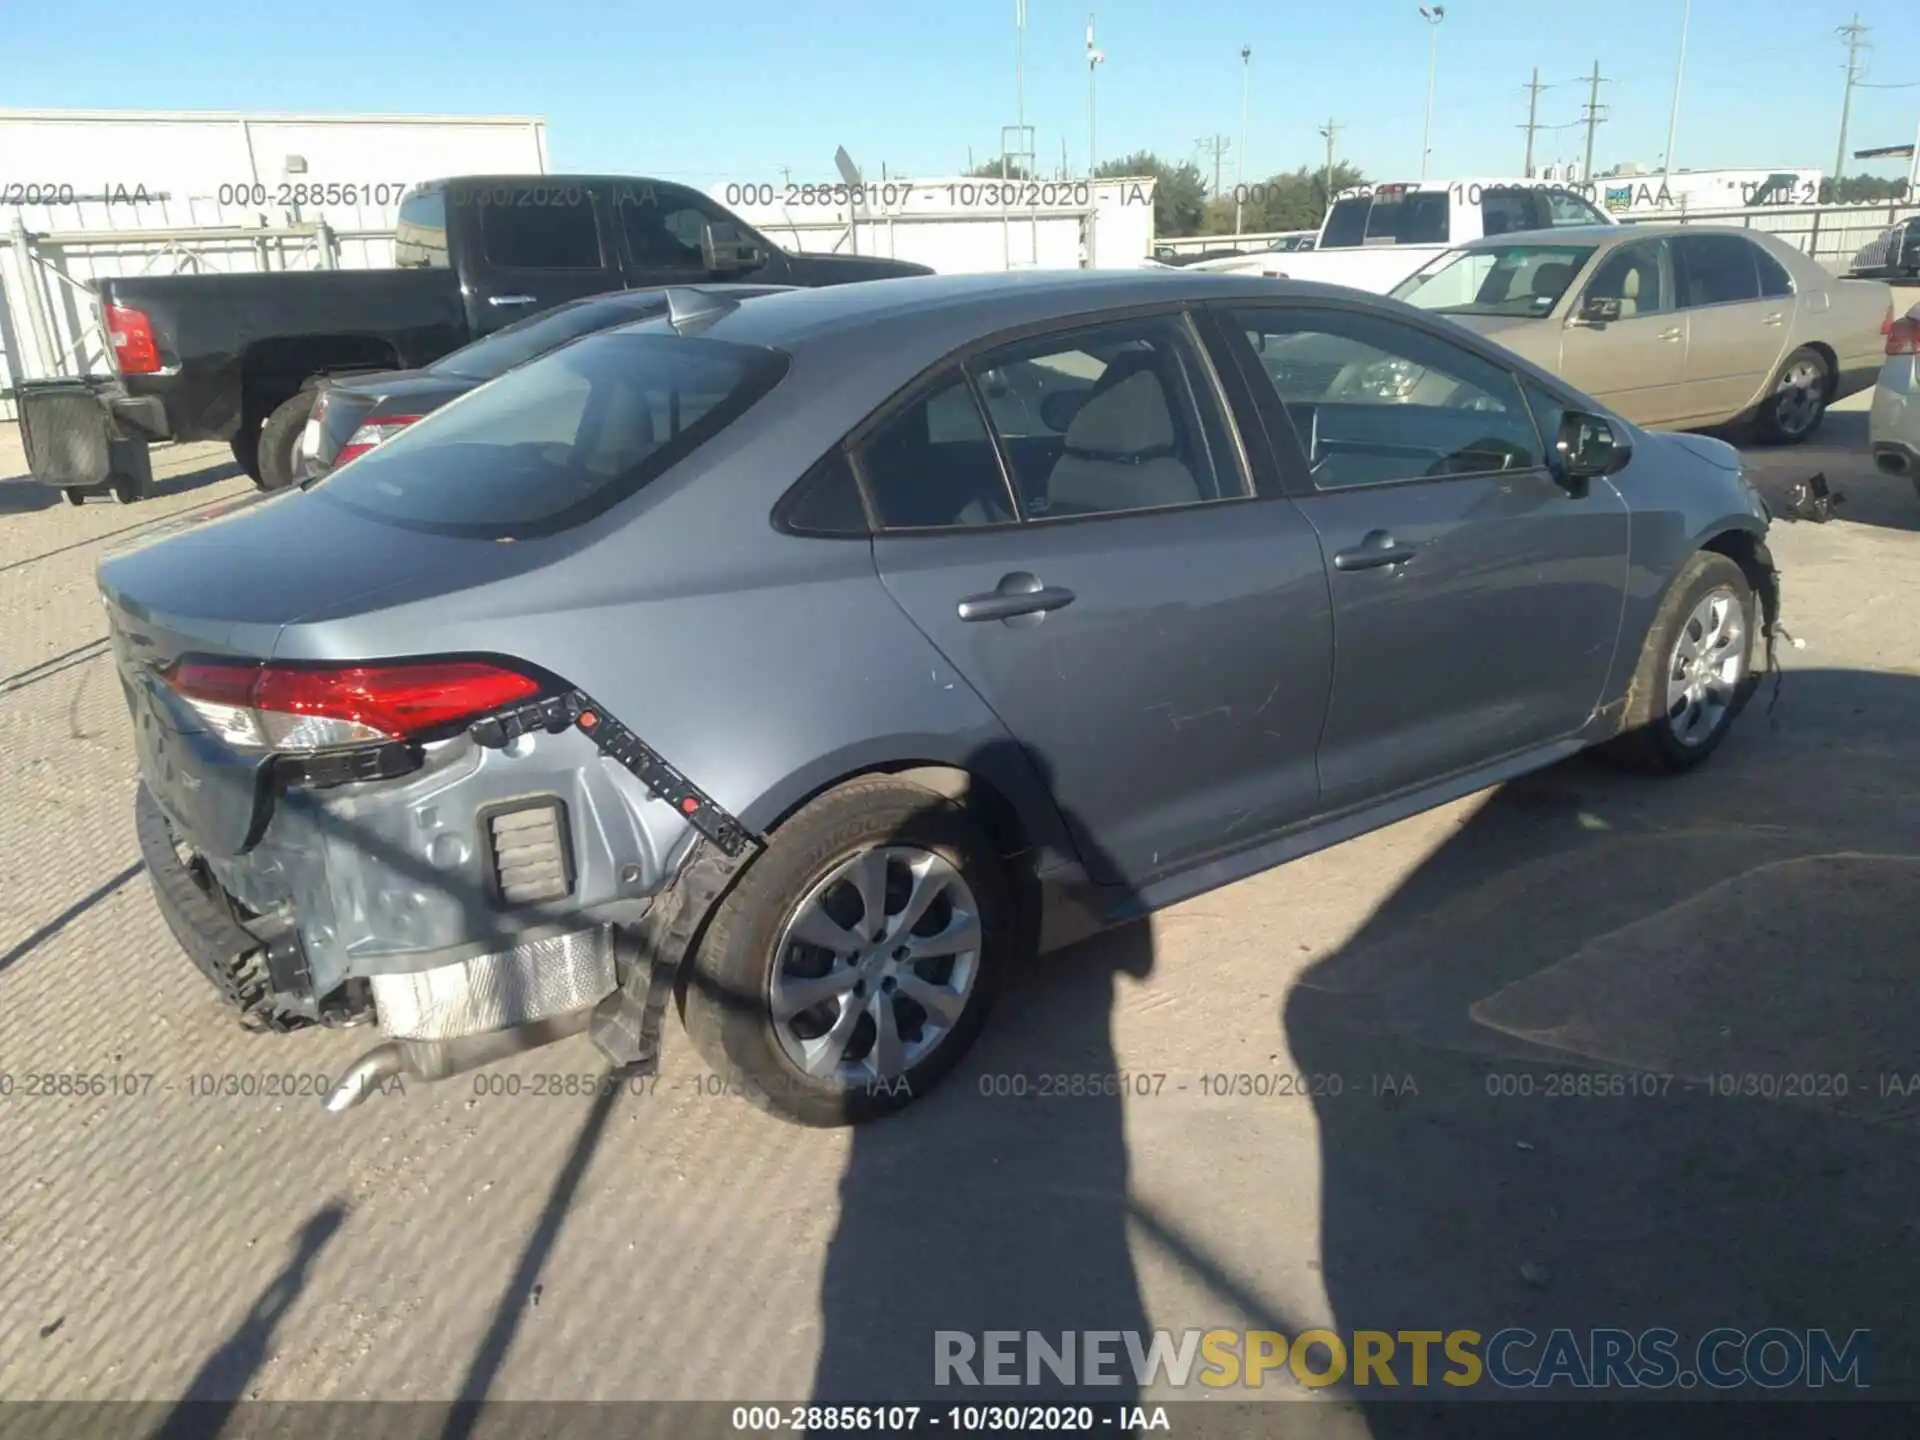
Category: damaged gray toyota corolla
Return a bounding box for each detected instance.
[100,272,1782,1126]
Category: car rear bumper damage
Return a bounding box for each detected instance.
[134,690,761,1111]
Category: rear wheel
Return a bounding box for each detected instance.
[682,777,1011,1126]
[257,390,317,492]
[1602,551,1756,774]
[61,487,86,507]
[107,472,142,505]
[1751,346,1829,445]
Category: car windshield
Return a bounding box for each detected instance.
[429,297,662,381]
[313,331,789,538]
[1391,244,1597,317]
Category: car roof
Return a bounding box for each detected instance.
[600,269,1328,357]
[1454,222,1773,248]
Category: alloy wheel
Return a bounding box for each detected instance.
[768,845,983,1087]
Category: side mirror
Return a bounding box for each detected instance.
[701,220,764,275]
[1575,294,1623,325]
[1553,411,1632,493]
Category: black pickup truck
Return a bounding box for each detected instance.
[18,174,931,501]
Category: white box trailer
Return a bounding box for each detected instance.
[707,175,1158,274]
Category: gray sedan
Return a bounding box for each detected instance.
[98,271,1781,1126]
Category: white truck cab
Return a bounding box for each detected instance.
[1197,178,1619,293]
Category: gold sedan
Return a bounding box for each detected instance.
[1390,223,1894,443]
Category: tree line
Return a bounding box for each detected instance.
[966,153,1912,238]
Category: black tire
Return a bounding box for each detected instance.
[61,487,87,507]
[681,777,1013,1127]
[107,472,141,505]
[1751,345,1830,445]
[257,391,317,492]
[1602,551,1757,775]
[230,417,264,484]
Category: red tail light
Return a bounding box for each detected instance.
[1887,315,1919,357]
[162,659,540,752]
[105,304,161,374]
[335,414,423,467]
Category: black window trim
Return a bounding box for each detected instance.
[1670,232,1769,313]
[1211,295,1562,498]
[829,299,1274,539]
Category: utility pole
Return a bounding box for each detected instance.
[1663,0,1691,178]
[1235,46,1252,233]
[1520,67,1548,177]
[1833,15,1872,191]
[1580,62,1610,182]
[1087,14,1106,177]
[1196,134,1232,199]
[1319,117,1342,214]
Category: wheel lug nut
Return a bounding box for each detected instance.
[892,945,910,960]
[882,976,897,992]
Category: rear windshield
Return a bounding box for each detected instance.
[312,331,789,538]
[1321,191,1449,248]
[429,297,662,382]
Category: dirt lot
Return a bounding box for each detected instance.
[0,397,1916,1422]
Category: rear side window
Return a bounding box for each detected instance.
[1320,198,1372,248]
[478,195,603,270]
[1754,245,1795,299]
[395,189,448,269]
[1674,235,1760,307]
[1480,188,1542,237]
[313,332,788,538]
[856,376,1016,530]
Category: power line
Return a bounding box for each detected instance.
[1194,134,1232,197]
[1834,15,1872,182]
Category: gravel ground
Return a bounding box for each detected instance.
[0,395,1915,1422]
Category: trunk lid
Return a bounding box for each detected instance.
[316,371,472,470]
[98,486,545,856]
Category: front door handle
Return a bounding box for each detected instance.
[957,572,1076,622]
[1332,530,1418,572]
[487,294,538,307]
[1658,326,1684,342]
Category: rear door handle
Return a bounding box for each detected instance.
[488,294,537,307]
[957,572,1076,622]
[1333,530,1417,572]
[1762,312,1785,326]
[1658,326,1684,342]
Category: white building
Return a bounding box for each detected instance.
[0,108,548,411]
[709,175,1159,272]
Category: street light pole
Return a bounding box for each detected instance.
[1235,46,1251,233]
[1418,6,1445,182]
[1662,0,1690,178]
[1087,14,1105,177]
[1014,0,1026,178]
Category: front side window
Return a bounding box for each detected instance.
[620,186,721,270]
[1480,188,1543,237]
[1235,306,1543,489]
[1581,242,1672,318]
[313,331,786,537]
[1674,234,1761,307]
[477,194,603,270]
[968,316,1248,521]
[1393,244,1596,317]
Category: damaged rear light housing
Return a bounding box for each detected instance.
[335,414,423,467]
[162,659,541,752]
[1887,314,1918,357]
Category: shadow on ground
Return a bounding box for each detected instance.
[1287,666,1920,1429]
[0,454,240,518]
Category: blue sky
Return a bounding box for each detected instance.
[2,0,1917,188]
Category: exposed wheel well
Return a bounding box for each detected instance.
[1701,529,1781,639]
